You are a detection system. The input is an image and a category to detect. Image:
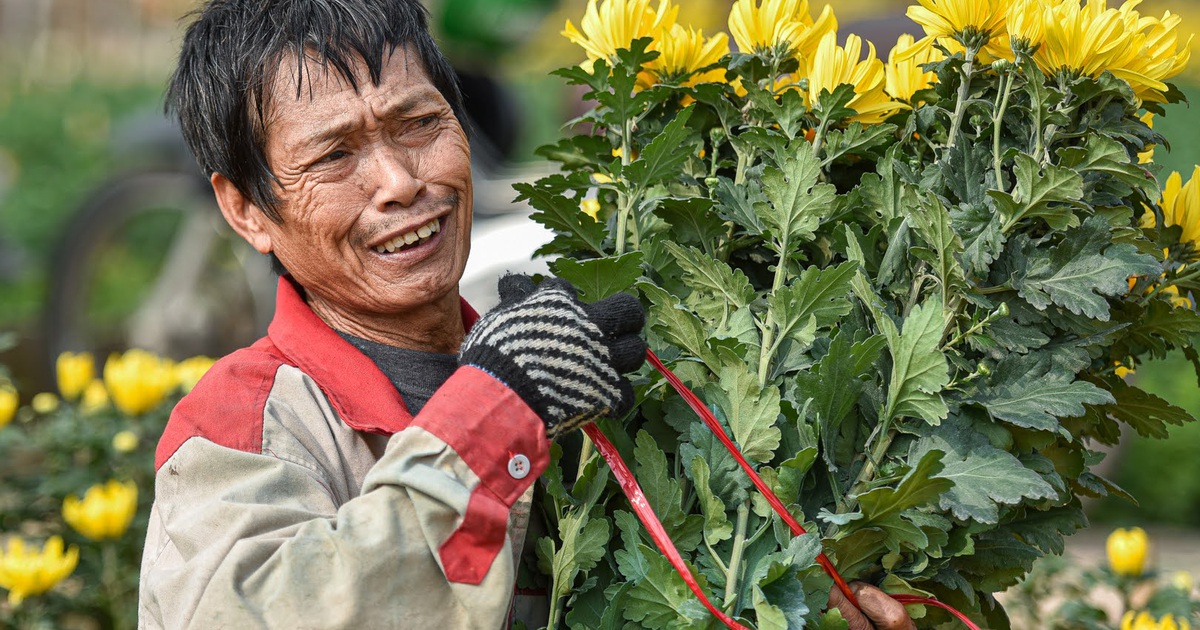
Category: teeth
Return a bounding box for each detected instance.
[373,218,442,253]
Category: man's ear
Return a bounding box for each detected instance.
[211,172,274,255]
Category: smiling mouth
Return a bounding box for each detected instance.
[372,217,442,253]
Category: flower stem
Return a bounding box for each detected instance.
[722,502,750,611]
[102,543,129,630]
[946,45,980,148]
[993,71,1015,194]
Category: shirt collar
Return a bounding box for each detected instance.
[267,276,480,434]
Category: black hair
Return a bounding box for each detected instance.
[166,0,466,223]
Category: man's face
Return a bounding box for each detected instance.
[258,47,472,324]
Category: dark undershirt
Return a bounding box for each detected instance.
[336,331,459,415]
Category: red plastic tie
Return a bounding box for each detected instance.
[582,423,749,629]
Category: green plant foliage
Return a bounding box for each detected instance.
[527,23,1200,629]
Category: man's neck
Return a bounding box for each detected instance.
[306,291,466,354]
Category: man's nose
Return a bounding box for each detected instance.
[368,145,425,209]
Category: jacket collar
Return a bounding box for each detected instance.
[267,276,479,434]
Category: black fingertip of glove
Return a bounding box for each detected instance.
[497,273,537,302]
[584,292,646,336]
[608,334,647,374]
[613,377,636,419]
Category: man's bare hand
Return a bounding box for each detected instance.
[828,582,917,630]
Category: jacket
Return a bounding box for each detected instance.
[138,277,550,629]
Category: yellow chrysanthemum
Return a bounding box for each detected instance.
[562,0,678,71]
[804,32,906,125]
[650,24,730,86]
[986,0,1050,61]
[1034,0,1192,104]
[727,0,837,61]
[56,351,95,402]
[62,480,139,542]
[31,392,59,414]
[112,430,140,454]
[103,349,176,416]
[885,33,940,103]
[0,536,78,607]
[907,0,1008,49]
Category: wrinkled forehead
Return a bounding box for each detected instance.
[259,45,431,137]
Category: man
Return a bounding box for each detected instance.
[139,1,914,628]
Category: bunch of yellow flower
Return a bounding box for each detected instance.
[727,0,835,62]
[62,480,139,541]
[562,0,678,87]
[0,536,78,606]
[803,32,906,124]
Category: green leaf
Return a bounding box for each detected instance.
[690,455,733,546]
[952,528,1042,592]
[757,138,838,251]
[855,150,914,226]
[621,544,711,628]
[820,122,897,168]
[664,242,757,324]
[811,84,858,127]
[516,180,609,256]
[542,510,612,610]
[640,282,722,371]
[634,430,703,552]
[703,363,782,465]
[550,252,644,302]
[912,438,1055,524]
[745,85,808,140]
[794,333,887,468]
[1103,379,1195,439]
[880,297,950,425]
[681,423,752,505]
[987,153,1084,232]
[753,586,789,630]
[715,175,768,236]
[971,350,1114,434]
[770,261,857,333]
[1057,135,1158,200]
[625,106,696,188]
[908,192,966,296]
[1008,216,1160,321]
[950,202,1005,278]
[657,198,727,248]
[853,449,953,552]
[1006,504,1087,556]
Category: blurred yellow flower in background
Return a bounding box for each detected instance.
[649,24,729,86]
[562,0,678,70]
[31,392,59,414]
[0,536,79,606]
[112,430,140,454]
[1139,112,1156,164]
[988,0,1049,60]
[885,33,940,102]
[55,351,95,401]
[1107,526,1149,577]
[804,32,905,124]
[1172,569,1195,593]
[80,379,110,415]
[727,0,836,61]
[103,349,175,416]
[0,385,16,429]
[174,355,216,394]
[1122,611,1191,630]
[63,480,138,541]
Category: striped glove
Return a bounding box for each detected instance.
[460,275,646,439]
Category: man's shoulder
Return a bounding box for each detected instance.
[154,338,294,470]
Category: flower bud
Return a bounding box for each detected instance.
[977,362,992,377]
[112,430,139,454]
[56,352,95,401]
[996,302,1009,317]
[31,392,59,414]
[708,127,726,146]
[991,59,1012,73]
[1107,527,1149,577]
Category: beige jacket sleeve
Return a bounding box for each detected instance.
[138,365,548,629]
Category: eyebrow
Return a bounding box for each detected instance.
[295,87,442,153]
